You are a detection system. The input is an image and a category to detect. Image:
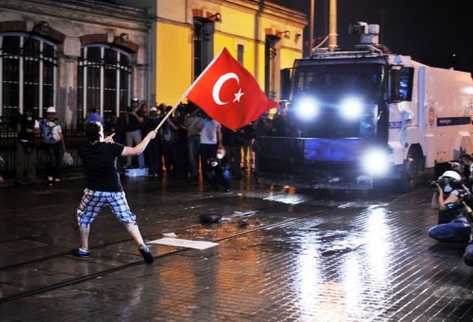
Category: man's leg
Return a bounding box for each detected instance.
[26,146,38,183]
[428,218,471,242]
[16,144,26,183]
[190,136,200,178]
[223,168,232,191]
[187,138,196,178]
[79,225,91,250]
[46,145,55,183]
[110,192,154,263]
[229,145,242,179]
[52,143,64,181]
[124,223,146,246]
[131,130,145,168]
[200,144,209,180]
[74,189,103,256]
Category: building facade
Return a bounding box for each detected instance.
[151,0,306,106]
[0,0,305,128]
[0,0,151,128]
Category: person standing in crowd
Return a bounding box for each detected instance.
[200,114,222,181]
[16,109,40,184]
[240,123,256,171]
[125,98,145,168]
[40,107,65,185]
[221,126,242,180]
[74,122,155,263]
[173,105,190,179]
[85,108,103,125]
[160,105,178,176]
[253,113,273,172]
[272,108,289,137]
[144,106,162,177]
[460,154,473,188]
[0,155,6,185]
[115,110,129,145]
[183,105,204,180]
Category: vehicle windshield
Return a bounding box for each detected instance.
[291,62,386,139]
[293,62,385,102]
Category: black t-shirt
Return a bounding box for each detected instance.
[79,142,125,192]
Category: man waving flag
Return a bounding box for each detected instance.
[186,48,277,131]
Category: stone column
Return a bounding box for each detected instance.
[58,37,80,129]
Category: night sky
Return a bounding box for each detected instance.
[274,0,473,74]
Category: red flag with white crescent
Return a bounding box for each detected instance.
[186,48,277,131]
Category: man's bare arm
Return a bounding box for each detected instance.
[122,131,157,156]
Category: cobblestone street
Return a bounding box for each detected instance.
[1,177,473,321]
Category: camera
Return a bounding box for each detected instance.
[431,176,462,189]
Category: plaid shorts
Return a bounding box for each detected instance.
[77,188,136,227]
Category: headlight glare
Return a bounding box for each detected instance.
[294,97,320,121]
[340,97,363,120]
[362,149,390,177]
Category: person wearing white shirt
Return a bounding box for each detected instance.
[40,107,65,185]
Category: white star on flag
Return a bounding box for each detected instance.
[233,88,244,103]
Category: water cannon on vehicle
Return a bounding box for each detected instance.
[348,22,389,53]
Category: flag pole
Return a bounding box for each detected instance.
[153,48,227,133]
[153,90,190,133]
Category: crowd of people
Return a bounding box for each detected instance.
[2,98,288,190]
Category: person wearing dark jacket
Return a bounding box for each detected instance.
[16,110,40,184]
[206,147,232,192]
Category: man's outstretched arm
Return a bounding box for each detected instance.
[122,131,157,156]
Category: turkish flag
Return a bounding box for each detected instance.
[187,48,277,131]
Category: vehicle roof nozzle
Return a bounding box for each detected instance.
[349,21,380,46]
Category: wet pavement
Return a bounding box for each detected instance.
[1,176,473,321]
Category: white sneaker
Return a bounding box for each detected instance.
[54,178,61,183]
[47,176,53,182]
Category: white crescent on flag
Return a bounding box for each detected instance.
[212,72,239,106]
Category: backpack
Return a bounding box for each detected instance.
[40,120,60,144]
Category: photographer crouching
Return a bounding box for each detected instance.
[206,147,232,192]
[428,169,473,266]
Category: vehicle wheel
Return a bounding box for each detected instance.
[398,151,424,193]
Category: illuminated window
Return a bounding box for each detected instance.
[77,45,132,127]
[0,33,57,118]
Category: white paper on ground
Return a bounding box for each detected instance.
[148,238,218,250]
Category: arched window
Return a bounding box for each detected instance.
[0,33,57,118]
[77,45,132,127]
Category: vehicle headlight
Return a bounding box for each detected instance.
[294,97,320,121]
[340,97,363,120]
[361,149,390,176]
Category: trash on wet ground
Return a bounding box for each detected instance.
[238,218,249,227]
[162,232,178,238]
[220,210,258,223]
[148,238,218,250]
[263,193,307,205]
[199,213,222,224]
[232,210,257,218]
